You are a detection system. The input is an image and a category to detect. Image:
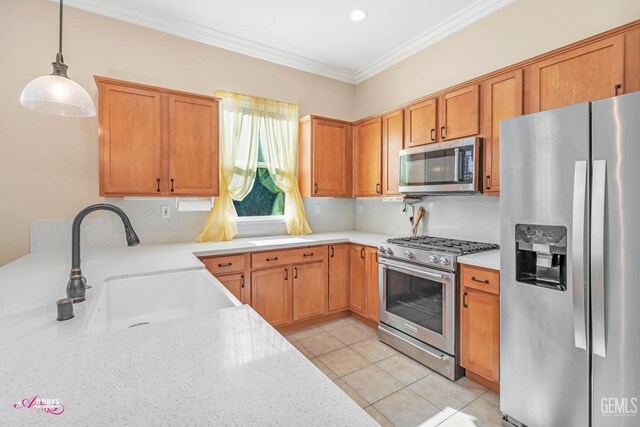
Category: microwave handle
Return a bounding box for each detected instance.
[453,148,460,182]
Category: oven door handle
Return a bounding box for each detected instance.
[453,148,460,182]
[379,258,448,282]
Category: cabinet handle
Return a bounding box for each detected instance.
[156,178,161,192]
[471,276,490,284]
[170,178,175,192]
[314,183,318,194]
[217,262,232,268]
[241,275,245,288]
[266,257,278,261]
[294,266,298,279]
[376,183,381,194]
[440,126,446,140]
[463,291,468,308]
[284,268,288,280]
[615,84,622,96]
[303,252,314,257]
[330,246,335,258]
[360,247,365,259]
[430,128,436,142]
[486,175,491,190]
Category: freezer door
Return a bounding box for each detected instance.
[591,92,640,426]
[500,103,590,427]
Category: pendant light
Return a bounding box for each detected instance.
[20,0,96,117]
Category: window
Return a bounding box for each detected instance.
[233,144,284,217]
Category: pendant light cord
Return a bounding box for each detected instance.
[59,0,63,54]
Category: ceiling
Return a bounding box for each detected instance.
[62,0,517,84]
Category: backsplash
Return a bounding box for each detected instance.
[355,196,500,244]
[31,197,356,252]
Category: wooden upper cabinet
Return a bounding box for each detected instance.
[365,247,380,322]
[168,95,219,196]
[482,69,523,195]
[298,116,352,197]
[528,34,625,112]
[349,245,367,315]
[328,244,350,312]
[251,267,290,327]
[353,117,383,197]
[440,84,480,140]
[404,98,437,147]
[96,76,220,197]
[382,110,404,196]
[98,82,163,195]
[292,261,327,322]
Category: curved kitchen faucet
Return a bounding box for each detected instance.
[66,204,140,302]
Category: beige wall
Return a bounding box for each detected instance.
[0,0,355,266]
[355,0,640,118]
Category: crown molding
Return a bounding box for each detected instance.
[60,0,356,84]
[354,0,517,83]
[60,0,516,86]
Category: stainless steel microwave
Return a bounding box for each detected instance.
[398,137,481,195]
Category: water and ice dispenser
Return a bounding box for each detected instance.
[515,224,567,291]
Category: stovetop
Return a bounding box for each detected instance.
[386,236,499,255]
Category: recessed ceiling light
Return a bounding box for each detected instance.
[350,9,368,22]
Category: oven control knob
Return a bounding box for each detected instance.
[428,255,437,263]
[386,248,394,255]
[378,246,386,254]
[439,257,449,266]
[404,251,414,259]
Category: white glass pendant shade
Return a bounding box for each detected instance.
[20,74,96,117]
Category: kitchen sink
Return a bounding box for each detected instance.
[82,269,241,334]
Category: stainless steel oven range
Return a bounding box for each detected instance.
[377,236,498,380]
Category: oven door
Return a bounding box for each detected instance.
[398,137,480,194]
[379,257,456,355]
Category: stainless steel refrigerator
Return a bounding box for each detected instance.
[500,91,640,427]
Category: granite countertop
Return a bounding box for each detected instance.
[457,249,501,270]
[0,231,391,426]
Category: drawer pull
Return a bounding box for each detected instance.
[463,291,469,308]
[303,252,314,257]
[170,178,175,192]
[284,268,288,280]
[294,266,298,279]
[471,276,490,284]
[266,257,278,261]
[217,262,232,267]
[430,128,436,142]
[360,247,365,259]
[156,178,161,192]
[241,275,245,288]
[330,246,335,258]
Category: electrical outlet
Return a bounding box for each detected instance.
[161,205,171,218]
[315,204,322,214]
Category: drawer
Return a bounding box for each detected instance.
[251,246,326,269]
[460,264,500,295]
[201,254,246,275]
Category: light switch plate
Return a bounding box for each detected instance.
[315,204,322,214]
[161,205,171,218]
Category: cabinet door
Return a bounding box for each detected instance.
[312,118,352,197]
[353,117,382,197]
[349,245,366,315]
[382,110,404,196]
[217,273,250,305]
[251,267,290,327]
[365,247,380,322]
[482,70,523,195]
[168,95,219,196]
[460,287,500,382]
[440,84,480,140]
[99,83,163,195]
[404,98,437,147]
[529,35,624,112]
[328,245,350,311]
[292,262,327,321]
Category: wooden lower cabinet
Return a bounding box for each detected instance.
[217,273,250,305]
[328,244,350,311]
[349,245,367,315]
[460,265,500,387]
[365,247,380,322]
[251,267,290,327]
[292,261,327,321]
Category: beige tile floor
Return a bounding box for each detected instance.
[284,316,502,427]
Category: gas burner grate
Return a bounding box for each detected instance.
[387,236,499,255]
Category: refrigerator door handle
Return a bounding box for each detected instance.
[592,159,607,358]
[571,160,588,351]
